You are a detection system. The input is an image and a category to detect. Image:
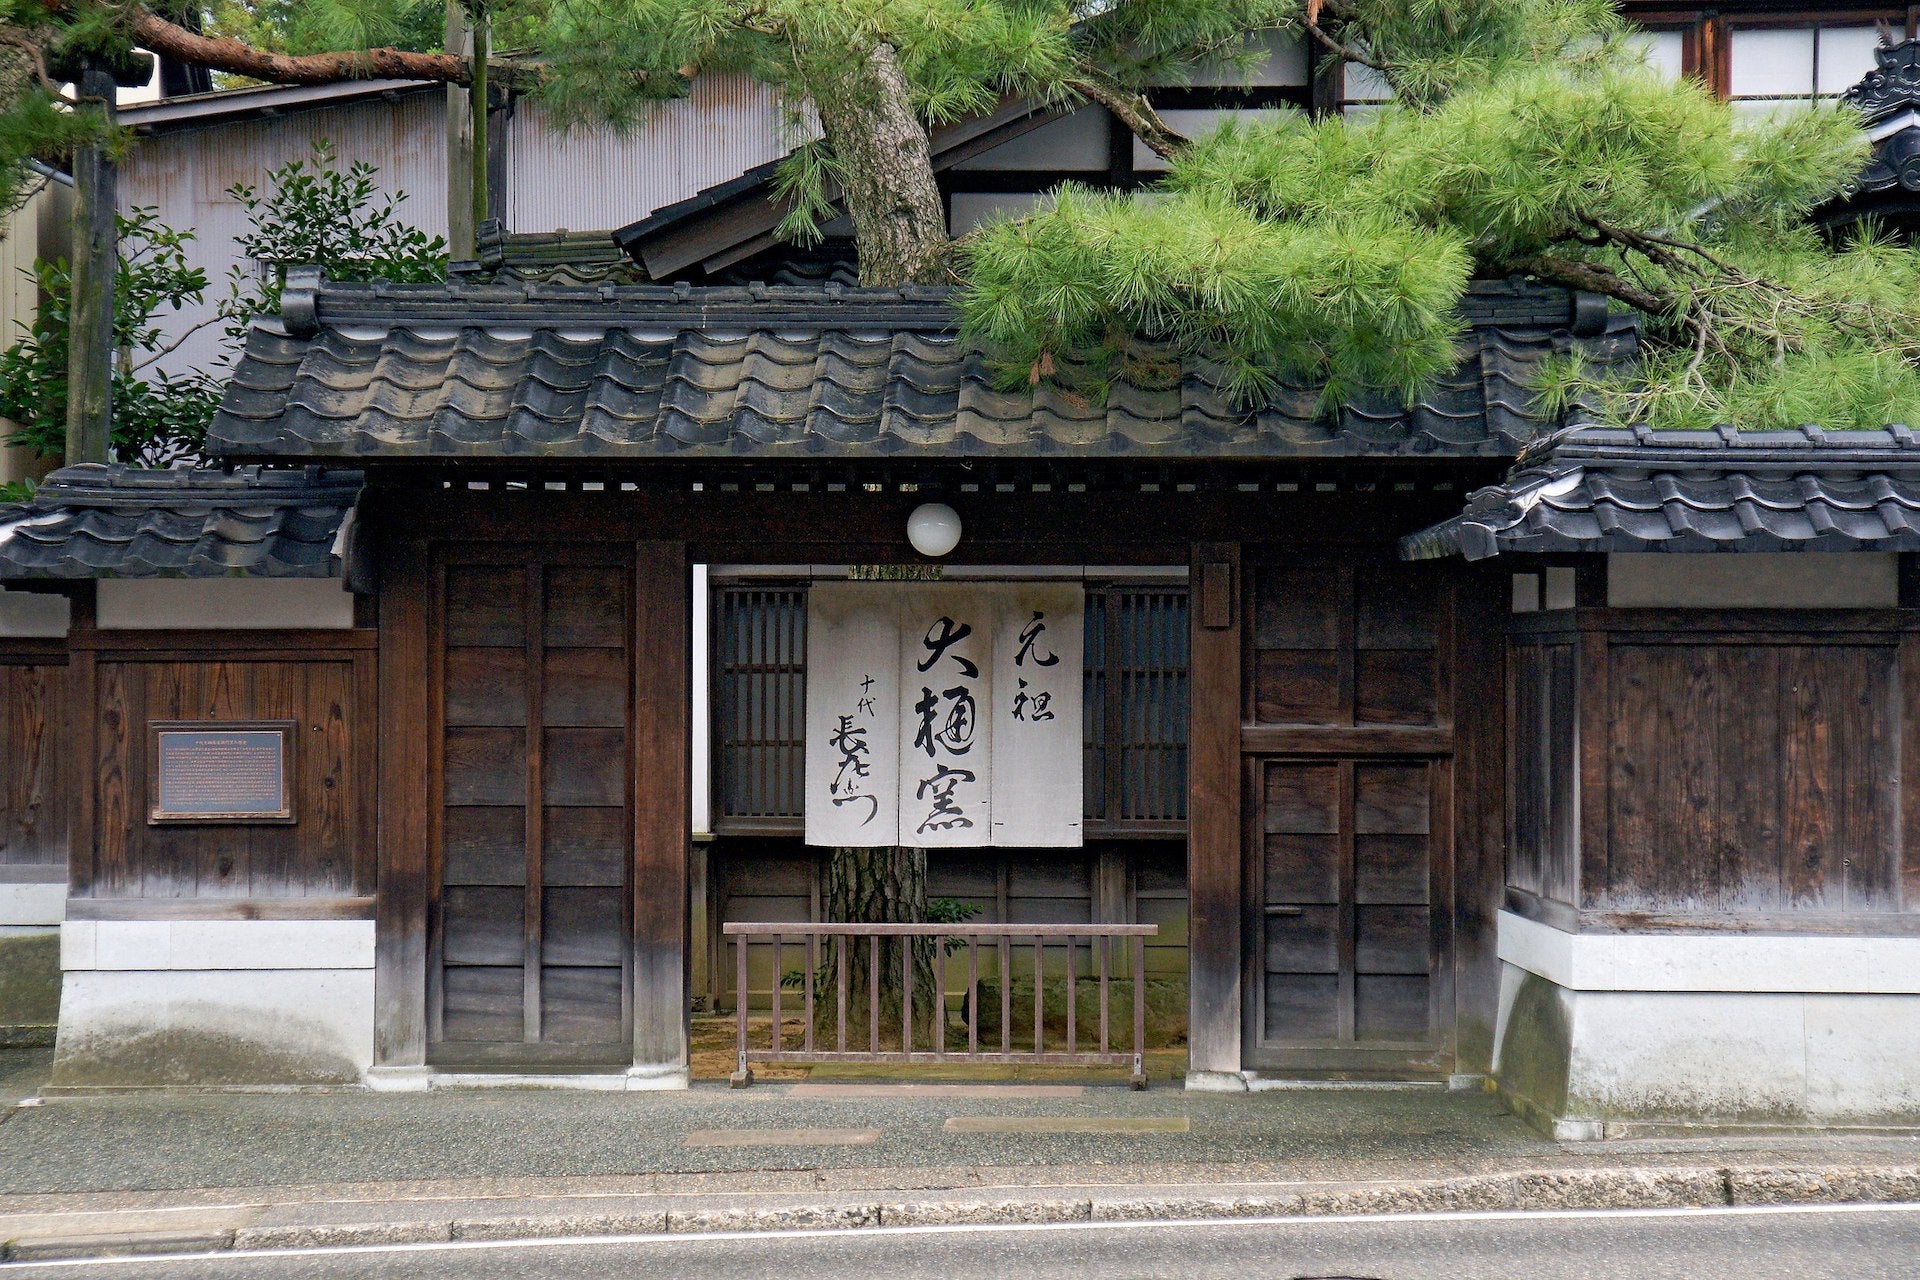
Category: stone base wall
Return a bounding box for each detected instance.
[51,919,375,1088]
[1493,911,1920,1138]
[0,883,65,1046]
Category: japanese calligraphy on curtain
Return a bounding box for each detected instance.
[804,582,1083,848]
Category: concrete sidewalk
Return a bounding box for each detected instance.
[4,1047,1920,1263]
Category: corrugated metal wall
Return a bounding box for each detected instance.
[504,75,798,233]
[120,92,448,376]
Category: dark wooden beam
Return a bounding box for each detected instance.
[65,897,374,921]
[632,540,691,1078]
[374,534,432,1068]
[65,587,98,899]
[1450,562,1507,1075]
[1187,540,1241,1079]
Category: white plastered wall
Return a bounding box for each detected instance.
[1607,552,1898,608]
[53,920,376,1088]
[0,589,70,638]
[96,578,355,630]
[1493,911,1920,1135]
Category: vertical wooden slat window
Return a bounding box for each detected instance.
[1103,587,1189,830]
[711,581,1189,835]
[714,587,807,830]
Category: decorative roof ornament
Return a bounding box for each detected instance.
[1841,32,1920,125]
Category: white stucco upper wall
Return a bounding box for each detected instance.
[97,578,356,630]
[1607,552,1899,609]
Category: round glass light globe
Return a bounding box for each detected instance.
[906,502,962,557]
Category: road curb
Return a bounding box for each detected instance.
[5,1163,1920,1262]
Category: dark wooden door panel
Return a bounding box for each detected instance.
[432,552,634,1067]
[1246,756,1452,1073]
[1240,551,1455,1076]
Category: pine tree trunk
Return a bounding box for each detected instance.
[822,846,941,1045]
[809,42,951,286]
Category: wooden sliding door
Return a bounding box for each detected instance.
[430,549,634,1067]
[1241,555,1456,1076]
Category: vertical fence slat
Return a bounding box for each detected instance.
[836,934,848,1055]
[1033,936,1044,1055]
[1065,934,1077,1056]
[1099,931,1110,1056]
[1133,934,1147,1088]
[735,934,750,1083]
[934,935,947,1058]
[967,937,979,1057]
[803,933,816,1054]
[869,934,880,1054]
[902,936,913,1057]
[999,935,1012,1057]
[770,933,781,1055]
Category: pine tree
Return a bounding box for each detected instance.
[962,2,1912,432]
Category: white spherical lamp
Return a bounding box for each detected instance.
[906,502,962,558]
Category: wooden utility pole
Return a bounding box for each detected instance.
[64,60,117,465]
[445,0,490,260]
[445,1,474,258]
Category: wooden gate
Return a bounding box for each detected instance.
[1240,556,1455,1076]
[429,548,635,1067]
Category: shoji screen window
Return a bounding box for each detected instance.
[1728,21,1884,115]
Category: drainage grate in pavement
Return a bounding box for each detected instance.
[941,1116,1189,1135]
[682,1128,882,1147]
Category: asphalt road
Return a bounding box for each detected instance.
[7,1203,1919,1279]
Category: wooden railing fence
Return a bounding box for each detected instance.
[724,922,1158,1089]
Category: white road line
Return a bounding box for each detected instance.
[12,1199,1920,1269]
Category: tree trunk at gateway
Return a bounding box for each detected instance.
[822,846,941,1046]
[810,42,952,287]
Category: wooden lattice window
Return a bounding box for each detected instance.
[711,581,1189,836]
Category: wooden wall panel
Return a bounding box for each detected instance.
[78,653,373,902]
[1506,641,1578,908]
[1601,641,1899,915]
[0,661,67,871]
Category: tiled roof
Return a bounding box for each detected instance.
[1401,425,1920,560]
[0,464,364,580]
[209,274,1635,463]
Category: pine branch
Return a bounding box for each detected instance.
[1304,3,1388,73]
[1508,252,1669,318]
[1067,73,1185,160]
[129,8,479,86]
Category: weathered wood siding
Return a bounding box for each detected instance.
[0,652,65,872]
[431,551,635,1065]
[71,643,376,906]
[1508,610,1912,929]
[1507,641,1578,908]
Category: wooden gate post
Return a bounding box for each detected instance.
[630,541,691,1085]
[1187,542,1243,1085]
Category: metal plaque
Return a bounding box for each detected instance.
[149,720,296,824]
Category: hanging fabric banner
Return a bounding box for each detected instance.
[897,584,995,847]
[803,581,1083,849]
[989,582,1084,847]
[802,583,901,848]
